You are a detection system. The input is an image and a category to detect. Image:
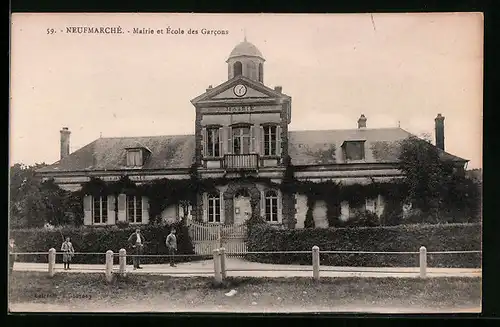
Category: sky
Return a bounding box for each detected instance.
[10,13,483,169]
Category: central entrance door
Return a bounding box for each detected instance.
[233,190,252,225]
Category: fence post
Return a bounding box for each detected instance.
[48,248,56,277]
[220,247,227,279]
[105,250,114,283]
[119,248,126,277]
[213,249,222,285]
[419,246,427,278]
[312,246,320,281]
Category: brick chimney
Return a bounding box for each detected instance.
[274,86,282,93]
[206,85,213,92]
[358,114,367,129]
[60,127,71,160]
[435,113,445,151]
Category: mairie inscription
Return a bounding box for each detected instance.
[201,105,280,114]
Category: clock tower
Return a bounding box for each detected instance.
[191,38,291,173]
[226,36,265,83]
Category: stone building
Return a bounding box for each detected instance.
[36,39,467,229]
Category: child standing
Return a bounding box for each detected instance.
[9,238,16,274]
[61,237,75,270]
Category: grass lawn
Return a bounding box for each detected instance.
[9,272,481,313]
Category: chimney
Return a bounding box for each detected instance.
[435,113,445,151]
[60,127,71,160]
[357,114,367,129]
[274,86,282,93]
[206,85,213,92]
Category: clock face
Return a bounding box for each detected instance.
[233,84,247,97]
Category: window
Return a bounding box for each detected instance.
[127,195,142,223]
[258,63,263,82]
[263,125,278,156]
[127,150,143,166]
[207,192,221,223]
[232,126,250,154]
[343,141,365,161]
[233,61,242,76]
[265,190,279,222]
[247,61,257,80]
[92,196,108,224]
[206,127,220,157]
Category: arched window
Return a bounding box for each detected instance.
[233,61,243,76]
[258,63,263,82]
[207,192,221,223]
[265,190,279,222]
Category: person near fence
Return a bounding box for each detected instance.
[128,229,145,269]
[166,228,177,267]
[9,238,17,274]
[61,237,75,270]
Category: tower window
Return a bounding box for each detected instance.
[233,61,242,76]
[247,61,256,80]
[258,63,263,82]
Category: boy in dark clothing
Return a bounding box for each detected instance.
[166,228,177,267]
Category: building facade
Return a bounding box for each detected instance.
[37,39,467,229]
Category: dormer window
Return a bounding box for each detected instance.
[126,145,151,167]
[127,149,143,166]
[342,141,366,161]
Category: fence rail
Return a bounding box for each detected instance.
[10,247,481,284]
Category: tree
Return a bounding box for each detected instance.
[397,136,480,223]
[9,163,83,227]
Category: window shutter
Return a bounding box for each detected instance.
[340,201,350,220]
[278,190,283,223]
[138,150,144,166]
[107,195,116,225]
[276,125,282,157]
[117,193,127,222]
[218,127,223,157]
[250,125,255,153]
[260,189,265,218]
[220,190,225,224]
[201,127,207,157]
[227,127,232,154]
[222,126,229,154]
[83,195,92,225]
[260,125,264,155]
[142,196,149,224]
[203,192,208,222]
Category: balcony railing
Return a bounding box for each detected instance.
[224,154,259,171]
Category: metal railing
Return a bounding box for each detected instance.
[223,154,259,171]
[10,247,481,284]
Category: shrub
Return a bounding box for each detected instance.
[246,223,481,268]
[10,222,200,265]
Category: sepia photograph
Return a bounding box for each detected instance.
[9,12,482,313]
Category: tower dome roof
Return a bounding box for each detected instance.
[228,40,264,60]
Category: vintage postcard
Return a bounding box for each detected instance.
[9,12,483,313]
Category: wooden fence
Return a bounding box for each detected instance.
[188,222,247,255]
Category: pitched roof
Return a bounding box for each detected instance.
[37,128,467,173]
[288,127,467,165]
